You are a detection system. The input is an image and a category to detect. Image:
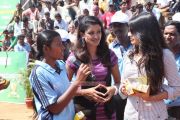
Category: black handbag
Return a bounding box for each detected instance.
[74,80,96,120]
[74,67,115,120]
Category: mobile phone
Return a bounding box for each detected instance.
[96,87,107,94]
[96,87,107,98]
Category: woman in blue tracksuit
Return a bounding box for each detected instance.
[29,30,90,120]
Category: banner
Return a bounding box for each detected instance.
[0,0,20,34]
[0,0,20,47]
[0,52,27,103]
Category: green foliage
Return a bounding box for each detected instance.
[20,61,35,98]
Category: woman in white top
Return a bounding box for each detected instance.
[120,12,180,120]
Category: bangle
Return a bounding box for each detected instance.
[71,81,81,87]
[119,87,128,99]
[112,85,118,95]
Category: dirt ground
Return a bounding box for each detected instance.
[0,102,33,120]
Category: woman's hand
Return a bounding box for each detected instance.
[120,83,152,101]
[82,84,107,103]
[120,81,129,96]
[104,85,116,102]
[75,64,91,86]
[132,90,168,102]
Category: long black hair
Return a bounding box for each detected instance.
[73,16,111,67]
[36,30,60,60]
[128,12,168,95]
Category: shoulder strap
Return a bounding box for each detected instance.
[104,66,111,86]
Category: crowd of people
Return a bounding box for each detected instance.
[0,0,180,120]
[0,0,179,56]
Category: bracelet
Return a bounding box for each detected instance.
[71,81,81,87]
[119,87,128,99]
[112,85,118,95]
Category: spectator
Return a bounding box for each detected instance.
[114,1,132,20]
[164,20,180,120]
[21,16,33,35]
[35,2,44,21]
[31,33,38,59]
[157,0,172,26]
[79,0,92,14]
[91,5,102,20]
[7,30,18,51]
[32,3,44,35]
[55,28,71,61]
[68,21,77,45]
[98,0,108,13]
[30,0,39,7]
[54,13,68,31]
[65,0,81,21]
[38,12,54,31]
[9,3,23,24]
[21,28,27,36]
[1,30,11,51]
[144,2,161,21]
[25,33,34,46]
[109,13,131,120]
[14,34,31,55]
[44,1,53,13]
[106,25,116,45]
[13,16,22,37]
[82,9,89,16]
[133,4,144,16]
[101,1,116,30]
[22,4,37,21]
[51,1,68,20]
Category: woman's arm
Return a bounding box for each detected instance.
[66,62,105,102]
[111,63,121,85]
[163,49,180,100]
[109,63,121,94]
[133,49,180,101]
[48,81,82,114]
[132,90,168,101]
[104,64,121,102]
[65,59,107,103]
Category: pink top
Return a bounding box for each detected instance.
[66,50,118,120]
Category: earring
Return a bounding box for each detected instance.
[81,37,85,47]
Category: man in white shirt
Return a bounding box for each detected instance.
[14,34,31,59]
[54,13,68,31]
[79,0,92,14]
[10,16,22,37]
[114,1,132,20]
